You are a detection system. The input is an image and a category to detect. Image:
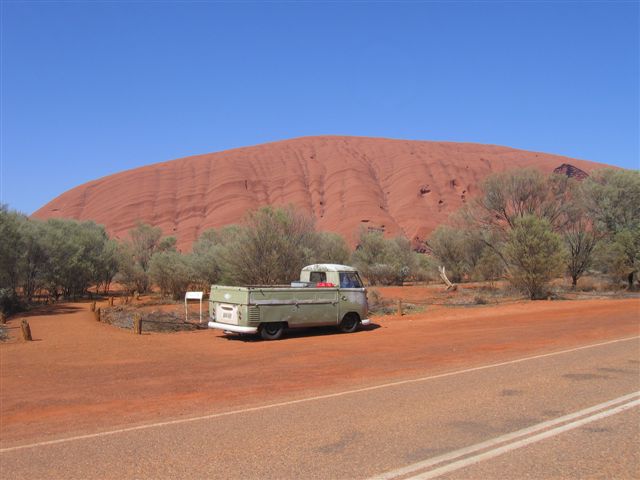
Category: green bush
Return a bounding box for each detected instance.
[149,251,193,300]
[505,215,566,299]
[351,230,419,285]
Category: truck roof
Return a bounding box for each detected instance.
[301,264,358,273]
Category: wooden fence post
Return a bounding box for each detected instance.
[132,313,142,335]
[109,297,114,307]
[90,301,96,312]
[94,307,101,322]
[397,300,403,317]
[21,319,32,341]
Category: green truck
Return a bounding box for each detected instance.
[207,264,370,340]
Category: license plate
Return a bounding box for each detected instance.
[216,304,238,325]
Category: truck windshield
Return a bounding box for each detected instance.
[339,272,362,288]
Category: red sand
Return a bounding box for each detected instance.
[1,295,638,446]
[32,136,608,250]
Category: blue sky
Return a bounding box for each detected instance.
[1,1,638,215]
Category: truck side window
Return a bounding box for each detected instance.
[340,272,362,288]
[310,272,326,283]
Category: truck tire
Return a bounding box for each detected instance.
[260,322,284,340]
[339,314,359,333]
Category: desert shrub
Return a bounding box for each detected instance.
[365,264,400,286]
[505,215,566,299]
[115,243,148,295]
[129,223,163,271]
[310,231,351,265]
[351,230,419,285]
[473,295,488,305]
[188,207,356,287]
[427,226,471,282]
[118,223,176,293]
[18,219,49,300]
[563,226,598,288]
[387,237,419,285]
[412,254,436,283]
[427,224,495,283]
[595,227,640,290]
[1,206,118,301]
[189,228,227,291]
[0,287,24,315]
[465,168,573,232]
[367,288,382,308]
[38,219,115,299]
[473,248,504,284]
[582,169,640,288]
[574,276,606,292]
[93,239,120,294]
[0,205,24,293]
[582,169,640,235]
[216,206,318,285]
[453,169,576,272]
[149,251,193,300]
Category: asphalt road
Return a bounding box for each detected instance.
[1,336,638,479]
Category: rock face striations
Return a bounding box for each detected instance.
[553,163,590,181]
[33,136,607,250]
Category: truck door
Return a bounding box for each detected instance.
[289,271,339,327]
[338,272,366,320]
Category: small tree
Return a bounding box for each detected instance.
[505,215,566,299]
[582,169,640,288]
[310,232,351,265]
[468,169,572,234]
[130,222,163,272]
[427,226,483,282]
[473,248,504,286]
[352,230,419,285]
[386,236,419,285]
[119,223,173,293]
[115,242,147,294]
[351,229,389,284]
[39,219,112,299]
[149,251,193,299]
[190,229,225,291]
[0,206,25,293]
[597,227,640,289]
[93,239,120,294]
[564,225,598,288]
[219,206,317,285]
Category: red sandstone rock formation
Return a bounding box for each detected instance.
[33,136,609,250]
[553,163,590,180]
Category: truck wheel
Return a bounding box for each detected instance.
[260,322,284,340]
[339,314,359,333]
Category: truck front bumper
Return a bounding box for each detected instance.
[207,321,258,334]
[361,318,371,326]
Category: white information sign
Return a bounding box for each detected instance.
[185,291,204,322]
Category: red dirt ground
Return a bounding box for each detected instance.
[1,295,638,447]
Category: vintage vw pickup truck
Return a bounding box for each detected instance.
[207,264,370,340]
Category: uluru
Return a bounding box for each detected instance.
[32,136,608,250]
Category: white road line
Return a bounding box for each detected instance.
[404,397,640,480]
[371,391,640,480]
[1,335,637,454]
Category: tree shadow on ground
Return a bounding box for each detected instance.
[16,304,85,318]
[221,323,380,342]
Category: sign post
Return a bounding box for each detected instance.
[185,291,204,323]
